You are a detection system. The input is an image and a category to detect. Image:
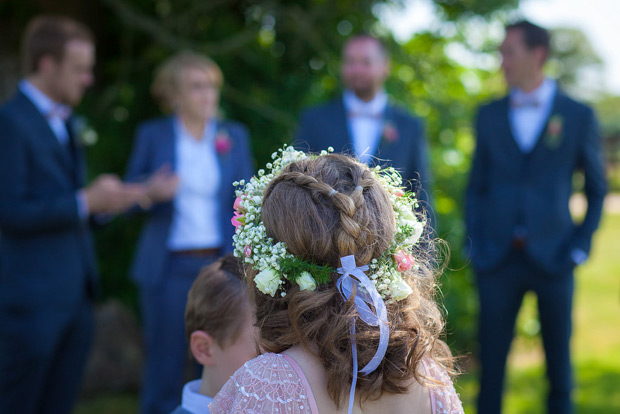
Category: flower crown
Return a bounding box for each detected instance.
[232,146,426,302]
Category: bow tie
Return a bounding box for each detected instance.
[348,110,382,119]
[510,96,540,108]
[46,104,72,121]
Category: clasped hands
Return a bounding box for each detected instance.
[84,165,179,215]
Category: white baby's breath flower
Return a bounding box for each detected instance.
[297,271,317,291]
[254,268,281,297]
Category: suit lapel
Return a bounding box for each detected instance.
[374,105,399,163]
[17,92,75,177]
[163,116,177,171]
[526,89,562,158]
[65,117,85,187]
[333,98,354,153]
[499,97,527,157]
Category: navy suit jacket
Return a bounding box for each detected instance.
[0,91,97,310]
[466,90,607,276]
[295,96,432,205]
[125,117,253,287]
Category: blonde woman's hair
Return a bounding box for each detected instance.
[250,153,455,408]
[151,51,223,111]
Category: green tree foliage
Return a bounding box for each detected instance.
[0,0,523,352]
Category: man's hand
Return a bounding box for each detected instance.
[143,164,179,205]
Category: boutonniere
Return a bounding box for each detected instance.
[215,129,233,155]
[381,121,399,145]
[73,116,99,147]
[544,114,564,150]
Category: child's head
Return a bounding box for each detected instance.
[249,152,453,407]
[185,255,256,395]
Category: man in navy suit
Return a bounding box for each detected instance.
[0,16,144,414]
[466,21,607,414]
[296,35,432,206]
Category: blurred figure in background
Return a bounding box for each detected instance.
[0,15,144,414]
[466,20,607,414]
[125,51,253,414]
[296,34,432,206]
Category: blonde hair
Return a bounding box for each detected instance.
[151,51,223,111]
[251,153,454,408]
[185,256,249,347]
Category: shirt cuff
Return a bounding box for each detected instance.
[76,190,89,219]
[571,248,588,266]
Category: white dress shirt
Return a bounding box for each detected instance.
[180,379,212,414]
[343,90,388,164]
[167,118,222,250]
[509,78,556,153]
[19,79,89,218]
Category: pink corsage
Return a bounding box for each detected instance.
[215,129,233,155]
[544,114,564,149]
[244,245,252,257]
[394,250,415,272]
[381,121,399,144]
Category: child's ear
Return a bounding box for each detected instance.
[190,331,216,366]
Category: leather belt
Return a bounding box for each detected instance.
[171,248,221,257]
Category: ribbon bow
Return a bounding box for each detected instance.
[336,255,390,414]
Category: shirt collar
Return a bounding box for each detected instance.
[343,89,388,117]
[181,380,213,414]
[19,79,72,120]
[510,78,556,108]
[174,116,217,143]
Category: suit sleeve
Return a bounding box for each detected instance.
[465,109,488,260]
[572,107,607,254]
[0,114,81,235]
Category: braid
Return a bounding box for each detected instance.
[273,162,378,264]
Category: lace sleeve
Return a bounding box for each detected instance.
[424,359,465,414]
[209,353,314,414]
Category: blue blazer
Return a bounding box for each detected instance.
[466,90,607,276]
[125,117,253,287]
[295,96,431,203]
[0,91,97,310]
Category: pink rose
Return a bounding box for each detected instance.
[233,197,243,213]
[393,189,404,197]
[215,131,233,154]
[394,250,415,272]
[244,245,252,257]
[231,212,245,229]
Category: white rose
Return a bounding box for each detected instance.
[296,271,317,292]
[406,222,425,245]
[254,268,281,297]
[391,277,413,301]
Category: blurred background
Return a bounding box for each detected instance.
[1,0,618,412]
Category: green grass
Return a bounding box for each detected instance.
[455,213,620,414]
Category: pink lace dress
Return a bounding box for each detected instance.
[209,353,464,414]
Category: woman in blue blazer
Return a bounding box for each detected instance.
[125,52,253,414]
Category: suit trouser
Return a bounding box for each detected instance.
[476,250,574,414]
[139,253,218,414]
[0,298,94,414]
